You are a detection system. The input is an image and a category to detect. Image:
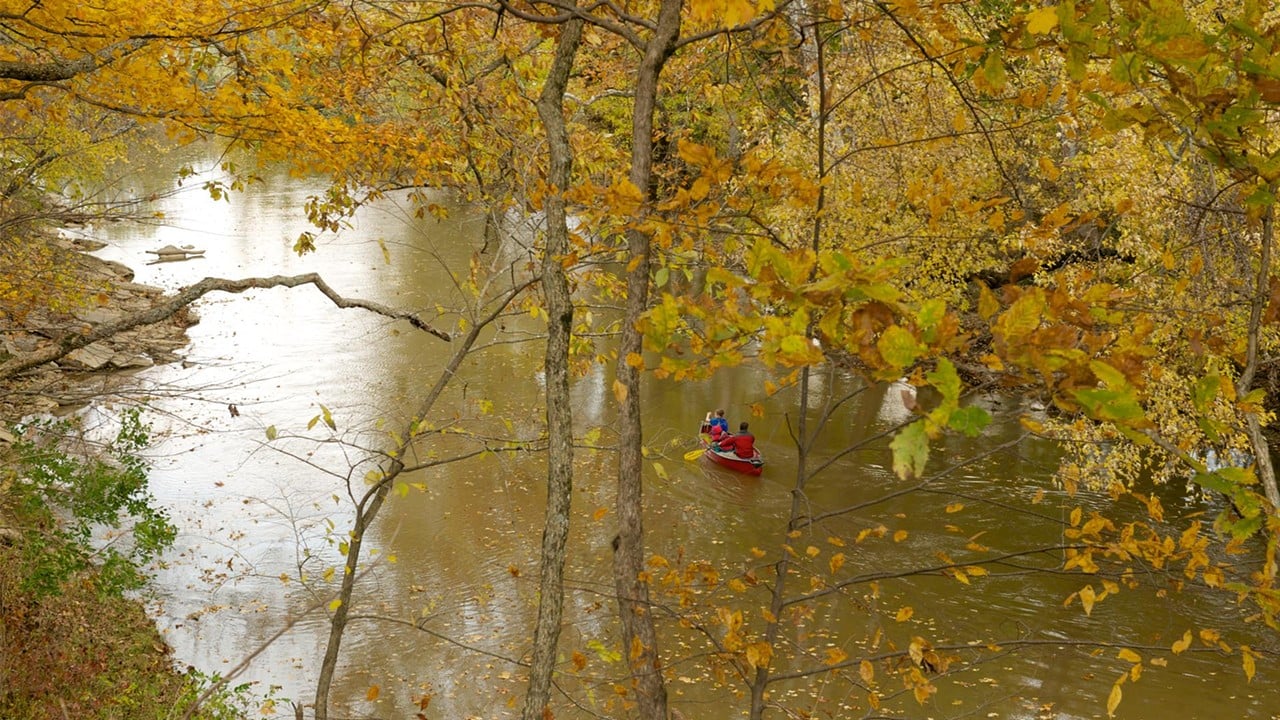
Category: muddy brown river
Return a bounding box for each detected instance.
[79,147,1277,719]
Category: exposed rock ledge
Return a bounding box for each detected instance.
[0,237,196,423]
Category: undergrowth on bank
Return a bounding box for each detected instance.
[1,410,265,719]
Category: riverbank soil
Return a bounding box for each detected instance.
[0,549,208,719]
[0,236,227,719]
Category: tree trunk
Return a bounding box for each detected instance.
[751,28,830,718]
[521,15,583,720]
[1239,201,1280,509]
[314,307,505,719]
[612,2,682,719]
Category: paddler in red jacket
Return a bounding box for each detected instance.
[718,421,756,458]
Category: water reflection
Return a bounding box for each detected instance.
[81,149,1278,720]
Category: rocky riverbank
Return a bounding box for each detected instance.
[0,235,197,424]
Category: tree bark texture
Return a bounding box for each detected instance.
[1239,202,1280,509]
[521,15,583,720]
[613,3,682,719]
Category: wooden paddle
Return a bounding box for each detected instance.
[684,447,705,461]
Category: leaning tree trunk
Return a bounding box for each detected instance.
[521,14,583,720]
[612,2,682,719]
[314,303,507,720]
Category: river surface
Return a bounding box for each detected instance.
[78,148,1277,719]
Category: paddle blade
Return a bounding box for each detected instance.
[684,448,705,461]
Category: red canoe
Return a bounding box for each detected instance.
[698,430,764,476]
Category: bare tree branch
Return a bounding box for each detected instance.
[0,273,452,381]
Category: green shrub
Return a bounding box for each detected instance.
[6,407,176,597]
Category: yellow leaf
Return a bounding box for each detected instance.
[824,647,849,665]
[626,352,645,368]
[945,502,964,513]
[1069,507,1083,527]
[1117,648,1141,663]
[1037,155,1061,181]
[912,682,935,705]
[805,545,820,557]
[829,553,846,574]
[893,529,909,542]
[728,578,747,592]
[1026,5,1059,34]
[750,547,767,558]
[1106,682,1122,717]
[1242,645,1256,682]
[745,642,773,669]
[1150,657,1167,667]
[612,379,628,403]
[896,606,914,622]
[860,659,875,683]
[827,536,845,547]
[366,685,380,701]
[593,507,608,521]
[322,567,335,582]
[328,598,342,612]
[1172,630,1192,654]
[572,651,587,671]
[908,637,926,665]
[1079,584,1097,616]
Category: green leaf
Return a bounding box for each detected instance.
[587,638,622,663]
[1192,373,1221,410]
[321,404,336,431]
[1223,512,1265,540]
[1089,360,1129,389]
[926,358,961,407]
[1193,470,1233,495]
[265,425,277,441]
[878,325,925,370]
[917,298,946,342]
[890,420,929,479]
[947,406,992,437]
[654,266,670,288]
[1072,388,1145,422]
[983,52,1008,92]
